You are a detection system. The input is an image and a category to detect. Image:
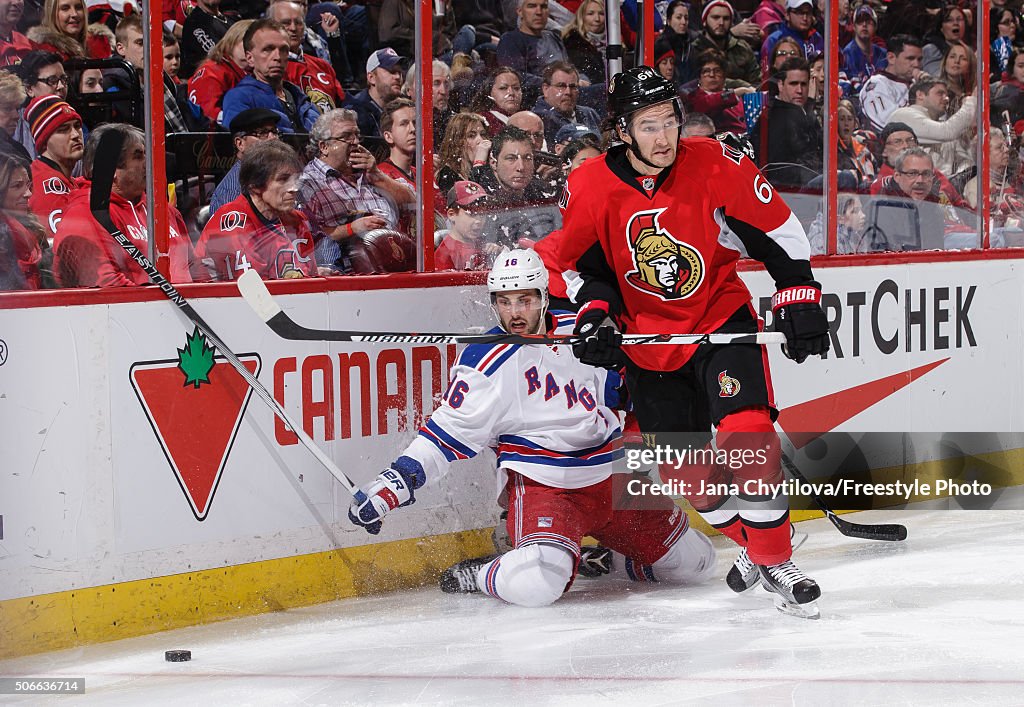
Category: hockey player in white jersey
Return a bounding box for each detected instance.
[348,249,716,607]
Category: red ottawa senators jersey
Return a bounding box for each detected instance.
[286,54,345,114]
[194,193,318,281]
[556,137,815,371]
[30,157,80,239]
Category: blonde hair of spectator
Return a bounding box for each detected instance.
[451,53,473,81]
[207,19,256,65]
[437,111,487,177]
[0,72,27,113]
[114,14,142,47]
[81,123,145,179]
[939,40,976,104]
[402,60,450,101]
[562,0,602,40]
[34,0,87,57]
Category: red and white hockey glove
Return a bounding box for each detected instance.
[572,300,624,370]
[771,283,830,364]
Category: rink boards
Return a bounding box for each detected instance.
[1,254,1022,658]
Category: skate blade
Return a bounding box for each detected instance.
[772,595,820,620]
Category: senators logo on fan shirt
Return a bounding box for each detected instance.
[624,208,704,300]
[220,211,246,232]
[42,177,70,195]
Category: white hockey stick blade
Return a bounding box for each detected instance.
[237,268,283,323]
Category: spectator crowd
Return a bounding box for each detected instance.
[0,0,1019,290]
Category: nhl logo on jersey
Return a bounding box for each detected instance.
[718,370,741,397]
[623,208,704,300]
[641,177,655,191]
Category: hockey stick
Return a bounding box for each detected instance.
[89,130,376,525]
[236,270,787,346]
[780,452,908,541]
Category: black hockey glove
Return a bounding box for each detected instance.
[572,300,624,370]
[771,283,830,364]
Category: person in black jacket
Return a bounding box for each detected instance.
[561,0,607,85]
[752,57,821,189]
[181,0,236,79]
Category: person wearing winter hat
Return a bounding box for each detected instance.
[684,0,761,86]
[25,95,84,240]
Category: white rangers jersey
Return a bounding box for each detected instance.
[402,312,625,492]
[859,72,911,133]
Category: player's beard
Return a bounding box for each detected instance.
[502,310,542,335]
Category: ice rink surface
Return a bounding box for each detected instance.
[2,506,1023,707]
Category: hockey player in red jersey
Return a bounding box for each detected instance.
[348,249,717,607]
[555,66,831,618]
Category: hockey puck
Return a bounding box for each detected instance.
[165,650,191,662]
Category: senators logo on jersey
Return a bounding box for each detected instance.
[718,370,741,397]
[220,211,246,232]
[624,208,704,300]
[42,177,70,195]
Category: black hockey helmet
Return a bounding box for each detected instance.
[608,66,680,131]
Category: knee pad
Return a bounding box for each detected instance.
[487,543,575,608]
[650,528,717,586]
[716,407,781,486]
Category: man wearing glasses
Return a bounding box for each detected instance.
[11,50,68,159]
[761,0,822,73]
[868,122,969,210]
[297,108,413,271]
[532,61,600,151]
[269,0,346,114]
[210,108,282,216]
[873,147,972,250]
[685,0,761,86]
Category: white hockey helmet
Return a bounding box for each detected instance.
[487,248,550,331]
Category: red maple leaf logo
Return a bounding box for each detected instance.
[129,327,261,520]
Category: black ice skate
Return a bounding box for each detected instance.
[577,546,613,578]
[730,526,806,593]
[439,555,498,594]
[757,559,821,620]
[725,547,759,593]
